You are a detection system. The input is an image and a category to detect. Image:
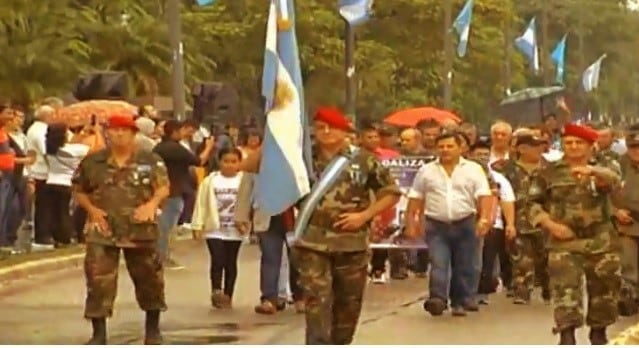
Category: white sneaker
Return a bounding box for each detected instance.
[371,272,387,284]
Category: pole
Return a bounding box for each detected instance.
[443,0,453,109]
[503,13,512,95]
[344,20,357,124]
[167,0,186,121]
[540,0,551,85]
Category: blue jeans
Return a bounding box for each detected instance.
[258,215,301,301]
[425,216,479,307]
[157,196,184,262]
[0,177,12,246]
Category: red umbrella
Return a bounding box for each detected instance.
[383,107,461,127]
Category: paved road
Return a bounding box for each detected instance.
[0,240,637,344]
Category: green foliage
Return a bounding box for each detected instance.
[0,0,637,126]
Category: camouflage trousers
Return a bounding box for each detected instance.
[292,247,368,345]
[547,250,621,331]
[619,235,639,304]
[84,243,167,318]
[511,233,549,296]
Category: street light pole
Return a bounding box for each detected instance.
[344,20,357,124]
[167,0,187,121]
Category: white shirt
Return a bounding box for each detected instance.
[489,170,515,229]
[26,121,48,180]
[205,172,243,241]
[489,150,509,166]
[46,144,90,186]
[9,131,29,176]
[408,157,491,222]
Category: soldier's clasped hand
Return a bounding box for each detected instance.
[333,212,370,231]
[545,220,575,241]
[87,207,110,237]
[614,209,633,225]
[133,203,157,223]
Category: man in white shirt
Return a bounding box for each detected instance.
[489,121,512,166]
[26,105,56,248]
[469,139,516,305]
[404,132,492,317]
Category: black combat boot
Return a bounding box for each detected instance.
[559,327,576,345]
[589,327,608,345]
[85,318,107,345]
[144,310,163,345]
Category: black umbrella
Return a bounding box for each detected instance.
[499,86,564,125]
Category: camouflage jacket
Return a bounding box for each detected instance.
[527,159,621,254]
[499,159,542,235]
[296,146,401,253]
[73,149,169,247]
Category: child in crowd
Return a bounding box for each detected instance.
[192,147,245,309]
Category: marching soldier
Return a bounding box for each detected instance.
[73,115,170,344]
[292,107,401,344]
[527,124,622,345]
[612,124,639,316]
[499,134,550,305]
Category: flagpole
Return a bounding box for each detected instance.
[344,20,357,123]
[167,0,187,121]
[443,0,453,109]
[503,14,512,95]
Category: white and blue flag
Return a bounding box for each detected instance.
[339,0,374,26]
[550,34,567,84]
[452,0,474,57]
[582,54,607,92]
[257,0,311,216]
[515,17,539,73]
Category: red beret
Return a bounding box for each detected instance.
[562,123,598,143]
[314,107,352,131]
[107,114,138,131]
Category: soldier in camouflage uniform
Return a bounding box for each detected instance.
[73,115,170,345]
[612,125,639,316]
[292,107,401,345]
[527,124,622,345]
[498,134,550,305]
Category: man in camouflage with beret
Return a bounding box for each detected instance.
[292,107,401,345]
[527,124,622,345]
[612,124,639,316]
[498,133,550,305]
[73,115,170,344]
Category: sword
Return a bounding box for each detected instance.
[293,147,360,240]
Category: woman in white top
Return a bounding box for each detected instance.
[192,147,244,309]
[45,123,90,247]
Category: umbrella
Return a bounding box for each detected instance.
[499,86,564,125]
[384,107,461,127]
[56,100,137,126]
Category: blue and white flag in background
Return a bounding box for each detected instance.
[514,17,540,73]
[257,0,311,216]
[195,0,216,5]
[582,53,607,92]
[550,34,567,84]
[452,0,474,57]
[338,0,374,26]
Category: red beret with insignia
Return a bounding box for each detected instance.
[562,123,598,143]
[314,107,352,132]
[107,114,138,131]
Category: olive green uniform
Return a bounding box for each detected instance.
[73,149,169,319]
[292,147,401,345]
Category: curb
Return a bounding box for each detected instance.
[0,234,196,285]
[0,252,85,284]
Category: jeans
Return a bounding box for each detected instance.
[0,177,12,246]
[426,216,479,307]
[258,215,302,302]
[157,196,184,262]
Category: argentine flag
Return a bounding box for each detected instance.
[452,0,473,58]
[515,17,540,73]
[582,54,607,92]
[339,0,374,26]
[257,0,311,216]
[550,34,567,85]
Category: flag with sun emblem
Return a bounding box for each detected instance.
[256,0,311,216]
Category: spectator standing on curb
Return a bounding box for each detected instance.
[153,120,215,269]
